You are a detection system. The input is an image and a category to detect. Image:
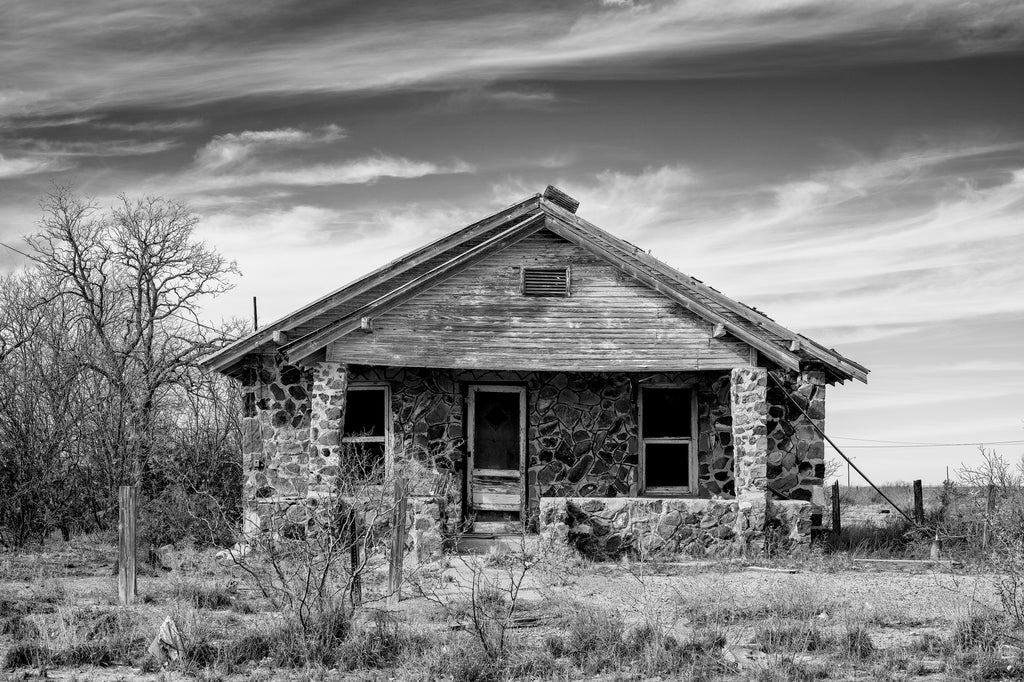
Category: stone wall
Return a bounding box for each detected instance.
[539,497,738,557]
[530,372,637,501]
[240,354,313,535]
[766,369,826,501]
[538,497,818,558]
[530,371,735,508]
[239,357,826,552]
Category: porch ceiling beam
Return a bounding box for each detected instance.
[281,211,548,365]
[542,216,803,373]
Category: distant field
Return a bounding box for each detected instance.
[829,483,945,510]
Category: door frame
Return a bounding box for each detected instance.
[466,384,527,520]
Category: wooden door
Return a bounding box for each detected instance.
[467,385,526,533]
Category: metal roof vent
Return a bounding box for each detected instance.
[543,185,580,214]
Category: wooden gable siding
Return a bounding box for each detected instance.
[284,222,527,344]
[326,229,753,372]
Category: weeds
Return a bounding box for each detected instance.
[173,580,235,610]
[841,621,875,659]
[755,619,832,653]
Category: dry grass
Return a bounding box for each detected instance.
[1,536,1022,680]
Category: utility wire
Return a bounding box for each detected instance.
[1,240,242,340]
[828,440,1024,449]
[834,435,1024,446]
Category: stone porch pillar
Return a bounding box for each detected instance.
[239,357,263,542]
[730,366,769,552]
[308,361,349,498]
[238,354,313,536]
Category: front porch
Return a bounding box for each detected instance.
[239,357,828,557]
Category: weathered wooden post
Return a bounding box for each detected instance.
[913,480,924,525]
[350,510,362,607]
[831,481,841,540]
[982,483,996,551]
[388,476,408,608]
[118,485,137,605]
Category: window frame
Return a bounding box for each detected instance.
[341,382,392,477]
[638,383,699,497]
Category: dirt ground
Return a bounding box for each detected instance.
[0,536,1016,681]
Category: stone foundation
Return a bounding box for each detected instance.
[765,500,819,553]
[539,496,820,558]
[539,497,737,558]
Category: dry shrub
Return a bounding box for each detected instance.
[1,614,40,640]
[337,611,434,671]
[2,642,51,670]
[841,621,875,660]
[948,611,1003,653]
[9,607,149,669]
[542,602,730,677]
[173,580,235,610]
[754,658,830,682]
[755,619,832,653]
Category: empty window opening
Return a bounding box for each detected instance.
[640,386,697,495]
[522,267,570,297]
[342,385,390,481]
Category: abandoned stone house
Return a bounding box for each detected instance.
[202,186,868,557]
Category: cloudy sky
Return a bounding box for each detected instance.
[2,0,1023,483]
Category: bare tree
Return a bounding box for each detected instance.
[0,272,90,544]
[25,186,239,490]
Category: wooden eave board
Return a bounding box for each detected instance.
[540,200,867,382]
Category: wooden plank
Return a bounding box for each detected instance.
[118,485,137,606]
[284,212,547,364]
[388,477,408,608]
[203,196,542,374]
[541,199,868,382]
[327,230,753,370]
[913,480,924,525]
[350,509,362,608]
[831,481,841,539]
[472,521,522,535]
[542,218,802,372]
[853,558,962,568]
[473,493,520,511]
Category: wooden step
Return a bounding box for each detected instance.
[456,532,539,554]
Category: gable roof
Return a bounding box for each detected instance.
[203,190,868,384]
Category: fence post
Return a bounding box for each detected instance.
[350,509,362,607]
[982,483,996,551]
[388,476,408,608]
[913,480,924,525]
[118,485,137,605]
[831,481,841,540]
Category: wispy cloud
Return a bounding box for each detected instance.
[94,117,204,133]
[194,125,346,170]
[21,138,180,157]
[178,125,470,190]
[3,0,1022,118]
[0,153,70,178]
[547,137,1024,345]
[435,87,561,112]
